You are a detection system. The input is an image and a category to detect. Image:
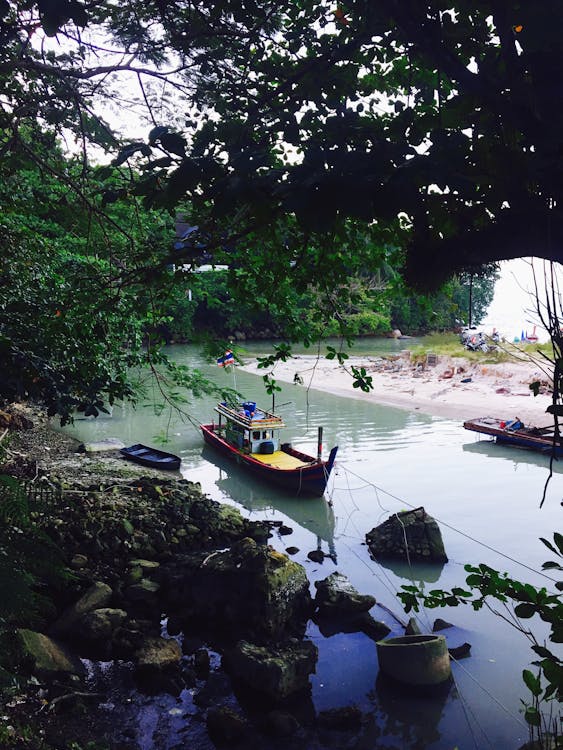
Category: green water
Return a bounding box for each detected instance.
[61,342,562,750]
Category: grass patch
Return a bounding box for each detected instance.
[407,333,555,366]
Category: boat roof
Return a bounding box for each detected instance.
[215,402,285,430]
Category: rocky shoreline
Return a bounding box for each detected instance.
[0,408,401,750]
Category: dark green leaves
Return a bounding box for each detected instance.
[351,365,372,392]
[148,127,187,157]
[37,0,88,36]
[262,373,282,395]
[326,345,349,365]
[540,533,563,556]
[529,381,541,396]
[113,142,152,167]
[257,343,293,369]
[514,603,536,619]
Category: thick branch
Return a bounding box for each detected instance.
[405,207,563,289]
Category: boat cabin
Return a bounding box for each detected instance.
[215,401,285,455]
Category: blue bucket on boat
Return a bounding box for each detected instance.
[242,401,257,414]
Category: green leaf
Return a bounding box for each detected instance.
[465,573,483,586]
[540,536,560,555]
[541,561,562,570]
[514,603,536,619]
[522,669,542,697]
[524,706,541,727]
[160,133,187,156]
[113,142,151,166]
[451,587,472,597]
[148,126,169,144]
[541,659,562,686]
[529,381,540,396]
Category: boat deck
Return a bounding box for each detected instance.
[463,416,562,455]
[250,451,313,469]
[215,402,285,430]
[464,416,556,437]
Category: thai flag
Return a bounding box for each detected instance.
[217,350,235,367]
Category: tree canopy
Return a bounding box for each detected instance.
[0,1,560,414]
[3,2,562,285]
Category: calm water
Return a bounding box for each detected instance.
[61,342,562,750]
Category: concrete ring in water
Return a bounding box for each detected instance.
[376,634,451,686]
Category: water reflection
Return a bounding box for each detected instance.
[374,557,446,584]
[58,343,563,750]
[202,446,337,560]
[372,672,454,749]
[463,438,563,472]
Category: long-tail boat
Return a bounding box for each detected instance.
[201,400,338,496]
[463,416,563,456]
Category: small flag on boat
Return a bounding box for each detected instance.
[217,350,235,367]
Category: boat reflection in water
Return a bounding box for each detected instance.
[462,438,563,472]
[201,446,337,562]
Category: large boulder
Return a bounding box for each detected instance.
[159,538,312,642]
[133,636,182,692]
[76,608,128,656]
[134,635,182,674]
[187,500,270,545]
[313,572,390,641]
[206,706,248,746]
[15,629,85,678]
[224,639,318,701]
[366,507,448,563]
[50,581,113,637]
[314,572,375,615]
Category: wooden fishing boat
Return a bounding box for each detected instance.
[201,401,338,496]
[463,417,563,456]
[120,443,182,471]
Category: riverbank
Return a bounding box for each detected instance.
[0,409,392,750]
[239,350,554,427]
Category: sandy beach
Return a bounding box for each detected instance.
[240,350,555,426]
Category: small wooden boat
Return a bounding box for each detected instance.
[201,401,338,496]
[463,417,563,456]
[120,443,181,471]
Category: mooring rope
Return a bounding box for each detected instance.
[333,460,534,740]
[450,656,528,730]
[336,462,560,586]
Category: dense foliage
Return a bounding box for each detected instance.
[162,266,497,343]
[3,0,547,412]
[0,5,560,744]
[7,2,561,274]
[0,133,235,422]
[4,3,562,280]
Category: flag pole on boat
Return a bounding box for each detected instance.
[230,353,237,392]
[217,347,237,391]
[229,342,236,391]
